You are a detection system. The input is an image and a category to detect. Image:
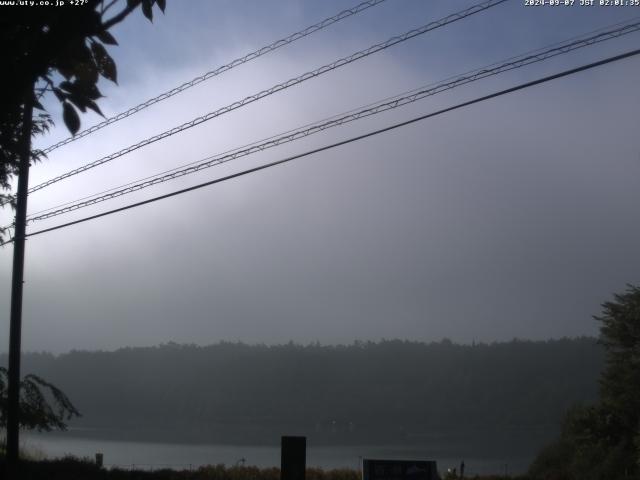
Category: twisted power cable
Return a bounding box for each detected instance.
[27,0,507,195]
[41,0,391,154]
[13,47,639,243]
[25,19,640,224]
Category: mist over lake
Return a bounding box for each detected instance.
[3,338,602,475]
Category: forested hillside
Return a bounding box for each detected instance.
[1,338,602,449]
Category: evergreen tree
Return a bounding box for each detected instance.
[595,284,640,475]
[530,284,640,479]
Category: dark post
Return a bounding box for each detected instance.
[281,436,306,480]
[6,82,34,478]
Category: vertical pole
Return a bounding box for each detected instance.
[281,436,306,480]
[6,82,34,478]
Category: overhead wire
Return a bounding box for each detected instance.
[6,47,637,244]
[40,0,391,155]
[23,20,640,224]
[25,0,508,196]
[28,14,639,215]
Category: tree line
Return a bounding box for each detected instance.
[1,337,602,449]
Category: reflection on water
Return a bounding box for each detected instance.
[23,432,532,476]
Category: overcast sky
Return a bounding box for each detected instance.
[1,0,639,353]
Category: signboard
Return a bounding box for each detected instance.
[362,459,440,480]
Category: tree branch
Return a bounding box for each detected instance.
[102,0,119,15]
[102,0,142,30]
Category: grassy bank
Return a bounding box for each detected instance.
[0,457,528,480]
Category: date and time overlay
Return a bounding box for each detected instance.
[526,0,640,6]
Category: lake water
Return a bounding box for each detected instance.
[22,432,532,476]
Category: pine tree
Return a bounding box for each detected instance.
[595,284,640,475]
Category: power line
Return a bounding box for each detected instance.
[25,17,639,217]
[24,20,640,224]
[15,47,640,243]
[28,19,640,219]
[26,0,507,195]
[394,15,640,98]
[40,0,391,155]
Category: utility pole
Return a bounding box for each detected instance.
[6,80,35,478]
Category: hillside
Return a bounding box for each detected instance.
[2,338,603,451]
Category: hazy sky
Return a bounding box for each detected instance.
[1,0,639,353]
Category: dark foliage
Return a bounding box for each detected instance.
[0,0,165,239]
[0,338,602,448]
[597,285,640,444]
[0,367,80,432]
[0,457,526,480]
[529,285,640,480]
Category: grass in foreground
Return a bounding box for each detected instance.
[0,457,528,480]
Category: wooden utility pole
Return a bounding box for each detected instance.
[6,81,34,478]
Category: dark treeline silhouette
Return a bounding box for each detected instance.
[1,338,602,451]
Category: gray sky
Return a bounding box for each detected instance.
[2,0,640,353]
